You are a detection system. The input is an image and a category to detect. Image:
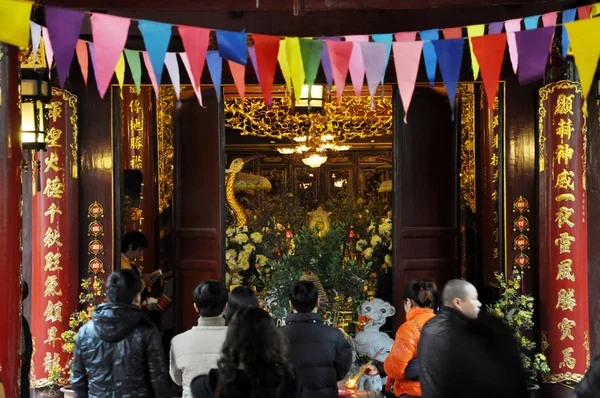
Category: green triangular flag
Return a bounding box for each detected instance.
[124,49,142,94]
[299,38,324,87]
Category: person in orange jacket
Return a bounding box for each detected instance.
[365,280,437,397]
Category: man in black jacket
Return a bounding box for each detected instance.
[418,279,481,398]
[71,270,171,398]
[282,281,352,398]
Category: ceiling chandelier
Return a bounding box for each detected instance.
[276,85,350,168]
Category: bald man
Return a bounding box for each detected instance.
[417,280,481,398]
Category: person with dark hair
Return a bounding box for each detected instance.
[281,280,352,398]
[70,270,170,397]
[121,230,161,293]
[170,280,229,398]
[21,281,32,398]
[191,307,302,398]
[417,279,482,398]
[575,354,600,398]
[224,286,259,324]
[364,280,437,397]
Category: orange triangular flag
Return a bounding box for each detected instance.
[75,40,89,86]
[471,34,507,110]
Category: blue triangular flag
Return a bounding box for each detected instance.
[420,29,439,86]
[216,30,247,65]
[206,51,223,102]
[372,34,393,84]
[432,39,464,119]
[524,15,540,30]
[138,20,172,89]
[562,8,577,57]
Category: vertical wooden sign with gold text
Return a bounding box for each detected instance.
[539,80,590,383]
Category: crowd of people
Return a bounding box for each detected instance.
[67,233,600,398]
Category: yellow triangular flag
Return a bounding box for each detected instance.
[566,17,600,116]
[285,37,305,102]
[0,0,34,48]
[278,39,292,93]
[467,25,485,80]
[115,53,126,99]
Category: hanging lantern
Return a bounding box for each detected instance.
[286,230,294,240]
[349,228,356,239]
[20,69,51,151]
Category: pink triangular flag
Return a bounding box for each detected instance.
[394,32,417,42]
[505,18,522,74]
[75,40,89,86]
[228,60,246,99]
[578,4,593,20]
[178,26,210,89]
[443,27,463,39]
[542,12,558,27]
[142,51,159,95]
[164,52,181,100]
[90,13,131,98]
[392,41,423,123]
[345,35,369,98]
[30,22,42,68]
[326,41,354,102]
[42,27,54,73]
[360,42,388,108]
[180,52,203,107]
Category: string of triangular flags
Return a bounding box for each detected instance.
[2,0,600,121]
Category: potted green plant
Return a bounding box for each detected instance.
[60,276,105,397]
[487,269,550,386]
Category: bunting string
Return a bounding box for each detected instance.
[1,0,599,121]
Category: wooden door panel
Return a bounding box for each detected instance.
[175,89,224,333]
[393,87,459,327]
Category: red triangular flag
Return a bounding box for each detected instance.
[443,27,463,39]
[178,25,210,88]
[578,4,593,20]
[326,40,353,102]
[252,34,280,106]
[228,61,246,99]
[472,34,507,110]
[75,39,89,87]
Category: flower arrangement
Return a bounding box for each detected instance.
[487,269,550,381]
[355,216,393,273]
[61,275,105,375]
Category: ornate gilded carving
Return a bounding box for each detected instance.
[20,38,47,69]
[539,81,583,173]
[224,95,392,142]
[459,83,476,213]
[157,86,176,214]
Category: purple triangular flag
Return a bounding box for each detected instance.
[45,7,86,87]
[321,36,339,91]
[488,21,504,35]
[360,42,388,108]
[515,26,555,84]
[248,46,261,85]
[432,39,464,118]
[87,42,100,87]
[164,52,181,100]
